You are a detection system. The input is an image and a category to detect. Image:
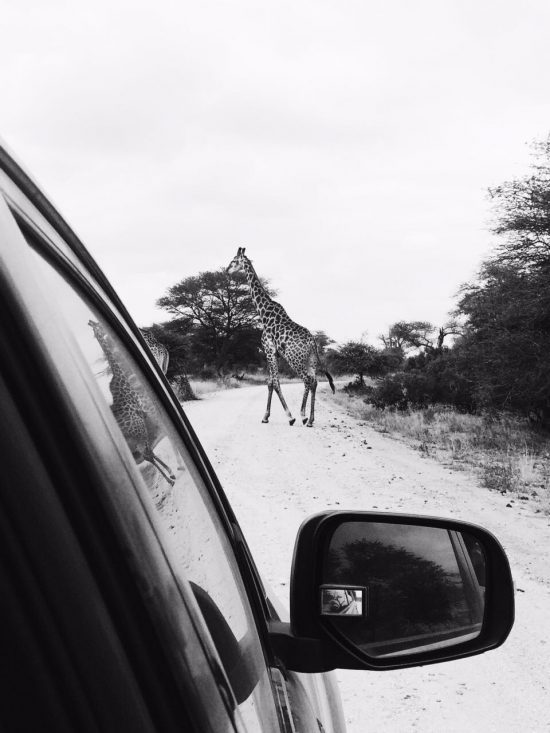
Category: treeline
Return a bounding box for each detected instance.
[330,139,550,427]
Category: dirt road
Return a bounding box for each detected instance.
[184,383,550,733]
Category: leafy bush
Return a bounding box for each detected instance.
[369,373,409,410]
[328,342,394,385]
[344,379,373,395]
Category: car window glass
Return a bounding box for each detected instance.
[26,242,279,732]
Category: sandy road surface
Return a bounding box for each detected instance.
[184,383,550,733]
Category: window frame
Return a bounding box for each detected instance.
[0,156,272,629]
[18,208,275,629]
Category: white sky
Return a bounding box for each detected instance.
[2,0,550,344]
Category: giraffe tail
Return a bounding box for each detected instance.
[325,371,335,394]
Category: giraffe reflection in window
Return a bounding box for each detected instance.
[88,320,176,487]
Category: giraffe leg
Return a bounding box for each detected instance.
[152,453,176,483]
[272,377,295,425]
[306,377,318,427]
[152,460,176,486]
[263,339,295,425]
[301,382,310,425]
[262,383,274,423]
[146,448,176,486]
[262,342,277,423]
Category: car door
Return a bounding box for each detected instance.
[0,180,287,732]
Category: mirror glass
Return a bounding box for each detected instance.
[322,521,486,658]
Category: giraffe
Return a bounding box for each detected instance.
[88,320,176,486]
[140,329,170,374]
[140,328,196,401]
[227,247,335,427]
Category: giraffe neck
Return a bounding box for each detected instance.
[92,324,127,386]
[242,258,274,322]
[103,344,125,384]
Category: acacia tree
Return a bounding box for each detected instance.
[380,320,461,354]
[379,321,432,352]
[157,269,274,376]
[328,341,387,385]
[489,139,550,270]
[313,330,335,354]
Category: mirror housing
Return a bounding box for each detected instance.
[269,511,514,672]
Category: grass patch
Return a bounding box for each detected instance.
[333,391,550,510]
[189,372,302,398]
[189,376,244,397]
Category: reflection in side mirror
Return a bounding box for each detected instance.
[320,586,367,617]
[322,521,486,658]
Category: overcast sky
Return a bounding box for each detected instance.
[2,0,550,344]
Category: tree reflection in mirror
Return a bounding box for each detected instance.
[322,522,486,658]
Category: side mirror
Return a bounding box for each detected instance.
[269,512,514,672]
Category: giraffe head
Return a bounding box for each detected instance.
[227,246,248,275]
[88,319,106,344]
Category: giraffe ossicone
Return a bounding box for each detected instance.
[227,247,335,427]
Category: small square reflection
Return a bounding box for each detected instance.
[320,586,366,616]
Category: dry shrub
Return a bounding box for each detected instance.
[332,391,550,510]
[481,461,517,493]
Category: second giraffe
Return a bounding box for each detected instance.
[227,247,335,427]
